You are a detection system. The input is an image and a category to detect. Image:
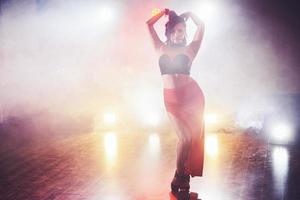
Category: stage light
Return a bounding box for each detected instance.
[103,112,117,125]
[143,112,160,127]
[195,1,219,22]
[205,134,219,157]
[93,111,118,131]
[270,123,294,143]
[98,5,116,24]
[205,113,218,124]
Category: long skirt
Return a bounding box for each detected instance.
[163,78,205,177]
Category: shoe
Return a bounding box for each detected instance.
[171,169,190,192]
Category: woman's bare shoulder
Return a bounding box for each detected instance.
[156,43,168,55]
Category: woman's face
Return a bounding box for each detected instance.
[170,22,186,44]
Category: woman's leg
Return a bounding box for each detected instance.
[167,112,192,175]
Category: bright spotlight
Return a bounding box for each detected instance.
[270,123,293,143]
[98,5,115,24]
[195,1,219,22]
[205,113,218,124]
[144,113,160,126]
[103,112,117,124]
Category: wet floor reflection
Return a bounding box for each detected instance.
[148,133,161,155]
[205,133,219,157]
[272,146,289,199]
[104,131,118,164]
[0,129,299,200]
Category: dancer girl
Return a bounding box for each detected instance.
[146,9,205,192]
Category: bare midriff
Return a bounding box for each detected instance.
[161,74,193,89]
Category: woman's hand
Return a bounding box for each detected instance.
[164,8,170,15]
[147,8,169,25]
[146,8,170,52]
[179,12,191,21]
[181,12,204,27]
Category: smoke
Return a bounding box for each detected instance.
[181,0,299,128]
[0,0,298,137]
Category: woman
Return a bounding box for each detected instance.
[146,9,205,192]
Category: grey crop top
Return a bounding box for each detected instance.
[159,54,191,75]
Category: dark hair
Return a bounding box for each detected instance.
[165,10,186,46]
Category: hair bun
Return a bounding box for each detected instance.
[168,10,178,21]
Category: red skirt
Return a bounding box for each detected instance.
[163,78,205,177]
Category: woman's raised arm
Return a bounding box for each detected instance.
[146,9,169,51]
[181,12,205,57]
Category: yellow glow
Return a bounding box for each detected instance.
[205,113,218,124]
[205,134,219,157]
[151,8,161,17]
[103,112,117,124]
[104,132,118,164]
